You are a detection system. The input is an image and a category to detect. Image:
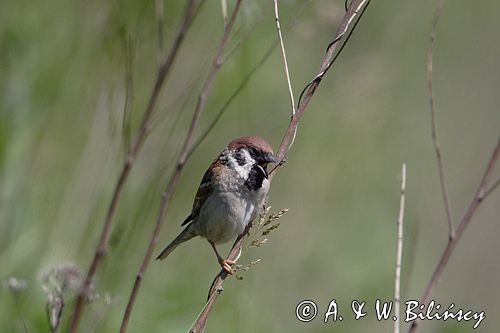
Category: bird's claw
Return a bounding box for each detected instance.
[219,259,236,275]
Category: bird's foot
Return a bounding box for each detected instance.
[218,258,236,275]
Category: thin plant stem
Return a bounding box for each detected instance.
[118,2,244,332]
[271,0,371,174]
[394,163,406,333]
[187,0,313,159]
[189,1,372,332]
[427,0,454,240]
[408,138,500,333]
[68,1,200,331]
[273,0,298,152]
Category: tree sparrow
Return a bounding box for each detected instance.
[156,136,275,274]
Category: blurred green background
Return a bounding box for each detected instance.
[1,0,499,332]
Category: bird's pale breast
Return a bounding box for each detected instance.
[193,177,269,244]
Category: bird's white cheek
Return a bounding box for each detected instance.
[225,149,255,180]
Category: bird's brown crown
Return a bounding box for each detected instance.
[227,136,274,155]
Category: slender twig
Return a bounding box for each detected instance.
[151,0,265,135]
[118,2,243,332]
[408,3,500,331]
[273,0,370,172]
[273,0,298,153]
[222,15,267,65]
[188,284,223,333]
[273,2,296,111]
[68,1,200,331]
[484,177,500,198]
[296,1,368,111]
[122,35,133,155]
[186,50,268,160]
[188,234,244,333]
[428,0,454,240]
[156,0,165,68]
[408,138,500,333]
[187,0,313,159]
[221,0,228,27]
[189,1,371,332]
[394,163,406,333]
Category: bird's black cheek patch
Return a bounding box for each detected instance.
[245,165,265,191]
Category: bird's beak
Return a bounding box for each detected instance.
[263,153,276,164]
[256,153,275,179]
[257,165,269,179]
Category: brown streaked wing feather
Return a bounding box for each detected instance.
[183,159,222,225]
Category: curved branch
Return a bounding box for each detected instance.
[272,0,370,171]
[189,1,372,332]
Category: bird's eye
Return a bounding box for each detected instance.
[249,147,259,158]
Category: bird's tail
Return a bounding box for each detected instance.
[156,223,197,260]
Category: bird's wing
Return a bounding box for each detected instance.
[181,159,221,226]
